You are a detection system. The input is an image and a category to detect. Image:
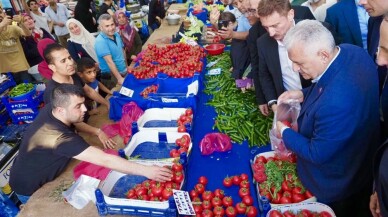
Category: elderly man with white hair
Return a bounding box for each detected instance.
[276,20,380,217]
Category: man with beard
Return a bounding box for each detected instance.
[9,84,172,204]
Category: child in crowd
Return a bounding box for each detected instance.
[77,57,113,115]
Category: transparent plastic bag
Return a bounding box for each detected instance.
[271,100,301,159]
[199,133,232,155]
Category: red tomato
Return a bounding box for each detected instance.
[305,190,314,198]
[195,183,205,194]
[282,190,292,198]
[225,206,237,217]
[282,120,292,127]
[174,172,184,184]
[142,180,151,189]
[292,192,306,203]
[280,196,293,204]
[271,192,282,204]
[319,211,333,217]
[178,125,186,132]
[232,176,241,186]
[135,187,147,196]
[299,209,312,217]
[240,173,249,181]
[213,206,224,216]
[162,188,173,200]
[269,210,284,217]
[223,177,233,187]
[261,190,272,201]
[172,163,183,172]
[198,176,209,186]
[240,180,250,189]
[189,189,198,199]
[238,188,250,198]
[151,186,163,197]
[222,196,233,207]
[255,156,267,164]
[126,189,135,199]
[292,186,304,195]
[202,191,214,201]
[211,197,222,207]
[213,189,224,199]
[193,205,203,214]
[284,210,296,217]
[202,209,214,217]
[185,108,193,116]
[170,149,180,158]
[246,206,258,217]
[235,202,247,214]
[242,195,254,206]
[281,180,293,192]
[202,200,213,210]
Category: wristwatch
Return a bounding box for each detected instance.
[268,100,277,108]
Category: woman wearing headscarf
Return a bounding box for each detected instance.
[65,18,98,62]
[115,10,142,64]
[37,38,56,80]
[19,13,55,81]
[74,0,98,33]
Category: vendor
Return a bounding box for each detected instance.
[276,20,379,217]
[148,0,166,31]
[9,84,172,204]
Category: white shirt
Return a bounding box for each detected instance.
[30,10,51,33]
[277,40,302,91]
[45,3,70,36]
[301,0,337,22]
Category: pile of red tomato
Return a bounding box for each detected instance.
[128,43,206,79]
[188,174,258,217]
[252,154,314,205]
[176,108,193,133]
[125,162,184,201]
[140,85,159,98]
[170,134,191,158]
[269,209,333,217]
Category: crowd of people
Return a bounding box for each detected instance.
[1,0,388,216]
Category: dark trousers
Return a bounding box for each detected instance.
[327,180,373,217]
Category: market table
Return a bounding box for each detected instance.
[16,4,272,216]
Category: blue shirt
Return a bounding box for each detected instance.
[355,0,369,50]
[236,15,251,32]
[95,32,126,74]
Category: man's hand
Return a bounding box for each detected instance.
[117,76,124,86]
[156,16,162,23]
[271,103,278,113]
[96,129,117,149]
[143,165,173,182]
[57,22,65,27]
[218,27,233,39]
[0,15,12,30]
[370,192,382,217]
[276,121,286,137]
[278,90,304,104]
[259,104,269,116]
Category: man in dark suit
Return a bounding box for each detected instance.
[248,5,314,116]
[277,20,379,217]
[256,0,313,113]
[325,0,369,49]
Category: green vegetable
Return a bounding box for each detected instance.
[9,83,34,97]
[204,52,272,147]
[260,160,296,197]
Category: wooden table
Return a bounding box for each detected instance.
[17,4,187,217]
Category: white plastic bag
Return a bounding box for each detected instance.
[62,175,100,209]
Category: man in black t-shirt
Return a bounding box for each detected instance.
[9,84,172,204]
[42,43,116,149]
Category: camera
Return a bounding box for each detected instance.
[5,8,14,18]
[218,20,228,30]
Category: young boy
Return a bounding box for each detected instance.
[77,57,113,115]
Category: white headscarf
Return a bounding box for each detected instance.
[66,18,98,62]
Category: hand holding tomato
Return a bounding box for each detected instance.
[142,165,172,182]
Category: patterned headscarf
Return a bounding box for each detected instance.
[115,10,136,53]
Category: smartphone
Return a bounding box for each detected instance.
[218,20,228,30]
[5,8,13,18]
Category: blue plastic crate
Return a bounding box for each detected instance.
[1,91,44,112]
[95,159,188,217]
[0,73,16,96]
[8,109,39,124]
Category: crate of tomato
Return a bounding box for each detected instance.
[267,202,335,217]
[95,159,186,216]
[122,130,192,159]
[252,151,316,207]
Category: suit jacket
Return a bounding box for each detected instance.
[250,6,314,105]
[325,0,363,47]
[373,138,388,217]
[283,44,380,203]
